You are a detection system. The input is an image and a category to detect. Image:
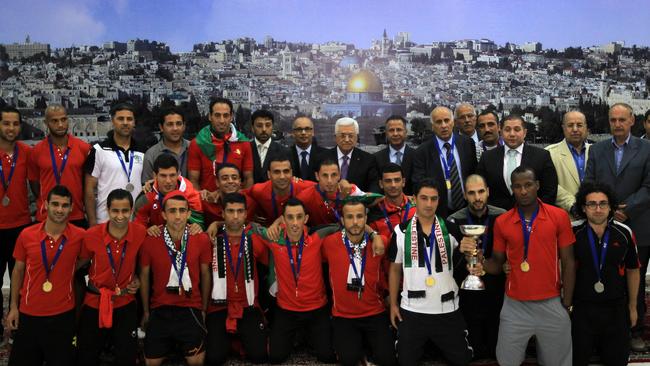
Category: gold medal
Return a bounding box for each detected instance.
[425,276,435,287]
[520,261,530,272]
[42,280,53,293]
[446,180,452,190]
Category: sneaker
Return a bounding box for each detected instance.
[631,337,646,352]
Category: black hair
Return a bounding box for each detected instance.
[267,152,292,171]
[574,181,618,220]
[510,165,537,182]
[47,185,72,203]
[283,197,306,215]
[251,109,274,125]
[153,153,179,174]
[381,162,403,177]
[209,97,233,115]
[644,109,650,121]
[160,106,185,125]
[414,178,439,196]
[222,192,247,209]
[477,110,499,123]
[110,102,136,118]
[163,193,188,210]
[107,188,134,209]
[500,114,525,129]
[317,158,339,172]
[342,200,366,211]
[0,105,22,124]
[215,162,241,178]
[385,115,407,126]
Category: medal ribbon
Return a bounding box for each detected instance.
[0,144,19,191]
[224,232,247,284]
[285,233,305,292]
[40,237,67,280]
[586,225,610,284]
[48,137,71,185]
[433,135,456,184]
[379,199,411,233]
[163,227,189,287]
[115,149,134,183]
[271,183,294,218]
[518,206,539,263]
[106,240,128,286]
[316,185,341,222]
[342,231,368,286]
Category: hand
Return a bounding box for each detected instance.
[6,308,19,330]
[614,209,628,222]
[460,236,478,255]
[371,234,385,257]
[254,215,268,225]
[201,189,219,202]
[630,304,638,327]
[338,180,352,198]
[389,304,402,329]
[126,277,140,294]
[266,222,282,242]
[468,261,484,276]
[142,179,154,193]
[503,262,511,275]
[188,223,203,235]
[206,222,219,241]
[147,225,161,237]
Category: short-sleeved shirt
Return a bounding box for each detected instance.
[81,222,147,309]
[84,132,145,224]
[572,220,639,305]
[139,231,212,309]
[296,185,341,226]
[187,138,253,192]
[141,138,190,182]
[29,135,91,221]
[0,142,31,229]
[493,200,575,301]
[246,179,316,223]
[13,222,84,316]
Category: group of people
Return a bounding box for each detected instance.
[0,97,649,366]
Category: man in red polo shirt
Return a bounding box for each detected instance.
[322,200,396,366]
[29,104,91,227]
[203,163,256,227]
[7,185,84,366]
[369,163,416,239]
[478,166,576,366]
[76,188,147,366]
[139,190,212,366]
[188,97,253,192]
[0,106,32,342]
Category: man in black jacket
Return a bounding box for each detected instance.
[374,115,414,194]
[328,117,379,193]
[250,109,288,183]
[288,115,328,182]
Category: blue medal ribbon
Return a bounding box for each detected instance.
[518,206,539,263]
[164,229,189,289]
[433,135,456,184]
[285,232,305,294]
[40,236,68,280]
[48,137,71,185]
[106,240,128,286]
[423,222,437,275]
[342,233,368,287]
[586,225,610,285]
[224,232,246,283]
[0,144,19,191]
[115,149,134,183]
[316,185,341,222]
[271,183,294,219]
[379,200,410,233]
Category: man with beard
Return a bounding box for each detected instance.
[142,107,190,182]
[369,163,416,240]
[29,104,91,227]
[249,109,288,184]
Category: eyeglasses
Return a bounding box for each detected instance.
[293,127,313,133]
[584,201,609,210]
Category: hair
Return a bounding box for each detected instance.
[464,174,487,188]
[414,178,439,196]
[44,104,66,121]
[385,115,407,126]
[163,193,188,210]
[645,109,650,121]
[222,192,247,209]
[251,109,274,125]
[335,117,359,134]
[609,102,634,118]
[562,110,587,126]
[477,110,499,123]
[0,105,22,124]
[317,158,339,172]
[342,200,366,212]
[153,153,179,174]
[510,165,537,182]
[381,162,403,177]
[267,152,292,171]
[500,114,526,129]
[292,114,313,127]
[107,188,134,209]
[283,197,306,215]
[574,181,618,220]
[209,97,233,115]
[47,184,72,203]
[110,102,136,118]
[215,162,241,178]
[454,103,475,118]
[160,106,185,125]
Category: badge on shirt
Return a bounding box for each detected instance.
[235,149,241,155]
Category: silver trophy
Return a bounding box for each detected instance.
[460,224,487,291]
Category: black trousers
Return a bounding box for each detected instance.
[397,308,472,366]
[633,246,650,337]
[0,224,31,333]
[9,310,76,366]
[76,301,138,366]
[332,312,397,366]
[269,305,336,364]
[459,289,503,359]
[205,307,268,365]
[572,301,630,366]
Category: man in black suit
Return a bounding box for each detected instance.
[328,117,379,193]
[412,106,477,218]
[288,115,328,182]
[476,114,558,211]
[250,109,288,183]
[374,115,414,194]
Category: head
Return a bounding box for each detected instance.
[315,159,340,193]
[464,174,489,215]
[251,109,274,144]
[575,181,617,226]
[216,163,242,194]
[159,107,186,144]
[208,97,234,136]
[110,102,136,139]
[384,115,407,148]
[282,198,308,238]
[341,201,367,238]
[292,115,314,149]
[334,117,359,154]
[454,104,477,137]
[414,178,440,220]
[562,111,588,147]
[379,163,405,200]
[222,193,248,231]
[430,106,454,141]
[608,103,635,142]
[476,110,500,145]
[106,189,134,230]
[267,154,293,192]
[511,166,539,207]
[45,185,73,224]
[500,115,527,149]
[153,154,179,194]
[644,109,650,137]
[162,192,190,232]
[0,105,22,143]
[45,105,69,138]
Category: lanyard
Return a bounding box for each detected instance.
[164,229,189,286]
[586,226,610,283]
[342,232,368,284]
[379,200,410,233]
[423,222,437,275]
[40,237,67,280]
[285,233,305,293]
[518,207,539,262]
[0,144,18,191]
[106,240,128,286]
[115,149,134,183]
[271,183,294,218]
[433,135,456,182]
[224,233,246,283]
[48,137,71,185]
[316,185,341,222]
[567,142,586,182]
[466,214,490,252]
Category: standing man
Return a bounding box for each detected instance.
[479,166,575,366]
[476,110,503,154]
[368,163,416,240]
[29,104,91,227]
[7,185,84,366]
[584,102,650,352]
[188,97,253,192]
[571,181,640,366]
[374,115,414,194]
[455,103,479,145]
[76,189,147,366]
[329,117,380,193]
[202,163,256,226]
[545,110,590,215]
[142,106,190,182]
[85,102,146,226]
[412,106,477,218]
[249,109,288,184]
[289,115,328,182]
[477,114,558,211]
[642,109,650,140]
[388,178,473,366]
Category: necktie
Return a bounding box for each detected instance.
[300,151,309,180]
[444,143,464,210]
[506,149,518,190]
[341,155,349,180]
[395,151,402,165]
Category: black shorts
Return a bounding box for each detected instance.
[144,306,207,359]
[8,310,76,366]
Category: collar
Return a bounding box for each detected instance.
[102,221,134,245]
[255,138,272,150]
[389,144,406,156]
[611,134,631,149]
[382,194,409,211]
[153,176,186,195]
[468,130,479,143]
[337,146,352,160]
[505,143,524,155]
[565,139,586,155]
[159,138,189,153]
[48,134,73,149]
[296,144,312,156]
[104,130,140,152]
[435,134,453,147]
[37,221,73,242]
[510,198,547,224]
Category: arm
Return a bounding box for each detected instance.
[84,173,99,226]
[627,268,640,327]
[242,171,254,189]
[6,261,26,330]
[200,263,212,318]
[141,151,155,183]
[388,262,403,328]
[139,265,151,327]
[559,244,576,309]
[483,251,506,275]
[188,170,201,191]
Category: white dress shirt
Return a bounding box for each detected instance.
[503,143,524,193]
[255,138,272,164]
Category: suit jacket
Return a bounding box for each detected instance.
[584,136,650,246]
[476,143,558,211]
[411,133,477,218]
[374,145,415,194]
[250,140,288,183]
[545,140,590,213]
[328,147,380,193]
[289,144,328,182]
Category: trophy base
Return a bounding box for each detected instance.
[461,275,485,291]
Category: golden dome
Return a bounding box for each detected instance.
[346,69,383,94]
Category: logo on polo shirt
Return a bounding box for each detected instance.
[235,148,241,155]
[134,155,143,163]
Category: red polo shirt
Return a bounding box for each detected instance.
[80,222,147,309]
[322,232,387,318]
[139,231,212,309]
[0,142,31,229]
[187,139,253,191]
[369,195,416,239]
[13,222,84,316]
[247,179,316,223]
[296,185,341,226]
[134,177,202,227]
[29,135,90,222]
[493,200,575,301]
